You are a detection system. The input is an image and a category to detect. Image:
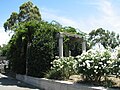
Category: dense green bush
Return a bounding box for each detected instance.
[4,1,85,77]
[27,21,59,77]
[46,56,77,80]
[75,49,113,82]
[7,33,27,74]
[112,47,120,77]
[112,59,120,77]
[7,20,83,76]
[0,44,8,56]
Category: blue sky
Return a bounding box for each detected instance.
[0,0,120,45]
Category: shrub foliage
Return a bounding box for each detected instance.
[46,56,77,80]
[75,49,113,82]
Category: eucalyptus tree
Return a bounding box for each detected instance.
[4,1,41,74]
[4,1,41,41]
[0,44,8,56]
[88,28,120,49]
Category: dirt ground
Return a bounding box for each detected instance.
[68,75,120,88]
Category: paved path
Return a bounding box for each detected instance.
[0,73,40,90]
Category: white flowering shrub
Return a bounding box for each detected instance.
[112,47,120,77]
[112,59,120,77]
[75,49,113,82]
[46,56,77,80]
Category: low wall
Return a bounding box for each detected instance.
[16,74,116,90]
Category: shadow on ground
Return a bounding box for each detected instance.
[0,74,41,90]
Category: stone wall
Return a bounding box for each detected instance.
[16,74,116,90]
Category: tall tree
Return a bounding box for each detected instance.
[88,28,120,49]
[4,1,41,31]
[4,1,41,74]
[3,1,41,51]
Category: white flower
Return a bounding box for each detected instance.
[104,64,107,67]
[101,57,106,61]
[83,62,85,66]
[107,61,111,64]
[94,70,96,72]
[83,69,85,71]
[55,56,59,59]
[95,66,98,69]
[99,62,103,65]
[99,67,101,69]
[119,65,120,68]
[117,73,119,75]
[76,55,81,58]
[96,71,98,74]
[86,63,90,69]
[118,70,120,73]
[79,64,83,67]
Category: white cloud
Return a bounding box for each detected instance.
[40,1,120,34]
[41,8,80,28]
[41,7,92,33]
[1,0,120,45]
[0,27,12,45]
[87,0,120,34]
[98,0,114,17]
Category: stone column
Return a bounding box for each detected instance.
[59,33,63,58]
[69,50,71,56]
[82,38,86,53]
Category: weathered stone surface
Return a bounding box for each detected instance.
[0,73,40,90]
[16,74,119,90]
